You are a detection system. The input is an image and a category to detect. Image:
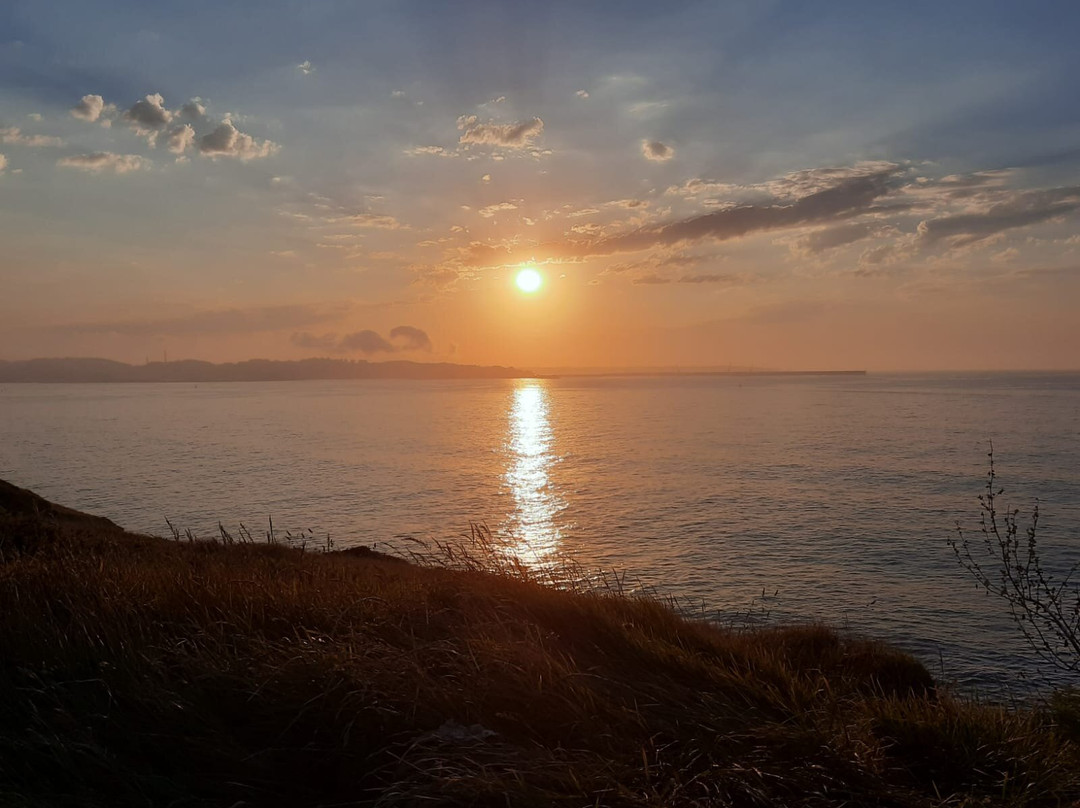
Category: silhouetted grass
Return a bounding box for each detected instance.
[0,483,1077,807]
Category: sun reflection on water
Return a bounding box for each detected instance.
[502,380,566,568]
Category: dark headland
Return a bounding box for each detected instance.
[0,357,530,383]
[0,479,1076,806]
[0,357,866,383]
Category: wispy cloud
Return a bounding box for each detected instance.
[291,325,433,355]
[0,127,64,147]
[57,152,149,174]
[70,94,113,123]
[458,115,544,149]
[479,202,517,218]
[642,140,674,162]
[916,186,1080,247]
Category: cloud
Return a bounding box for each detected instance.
[72,303,349,337]
[0,154,6,173]
[665,178,744,198]
[123,93,173,144]
[678,273,740,284]
[337,330,394,353]
[296,60,315,75]
[165,124,195,154]
[57,152,149,173]
[179,99,207,122]
[342,213,402,229]
[632,273,737,285]
[290,332,340,351]
[642,140,674,162]
[292,325,433,355]
[791,223,875,255]
[479,202,517,218]
[916,186,1080,247]
[389,325,433,352]
[469,162,906,266]
[458,115,544,148]
[198,121,279,160]
[765,162,900,199]
[71,94,109,122]
[605,198,649,209]
[0,127,64,147]
[405,145,456,157]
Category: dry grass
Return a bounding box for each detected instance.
[1,489,1078,807]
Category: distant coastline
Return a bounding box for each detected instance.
[0,357,530,383]
[552,369,867,378]
[0,357,868,383]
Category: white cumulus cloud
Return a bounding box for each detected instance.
[71,94,108,122]
[198,121,279,160]
[458,115,544,148]
[166,124,195,154]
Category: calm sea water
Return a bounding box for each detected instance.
[3,373,1079,693]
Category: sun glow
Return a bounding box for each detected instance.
[515,267,543,293]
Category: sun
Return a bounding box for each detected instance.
[515,267,543,293]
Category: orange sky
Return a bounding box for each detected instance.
[2,2,1080,371]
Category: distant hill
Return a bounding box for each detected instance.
[0,357,534,383]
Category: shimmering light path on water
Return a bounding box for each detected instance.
[2,372,1079,693]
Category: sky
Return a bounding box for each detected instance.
[2,0,1079,371]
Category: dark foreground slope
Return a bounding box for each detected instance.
[0,483,1077,807]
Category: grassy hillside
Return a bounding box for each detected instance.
[0,481,1077,807]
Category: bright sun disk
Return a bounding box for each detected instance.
[515,268,543,293]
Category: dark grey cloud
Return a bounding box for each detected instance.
[389,325,433,351]
[291,325,433,355]
[917,186,1080,246]
[122,93,173,144]
[581,163,904,258]
[457,115,544,148]
[338,330,394,353]
[642,140,674,162]
[70,303,348,337]
[467,162,905,267]
[179,99,207,122]
[290,332,340,351]
[792,223,874,255]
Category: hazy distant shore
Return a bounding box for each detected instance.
[0,357,530,383]
[0,357,866,383]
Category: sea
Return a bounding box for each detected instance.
[3,372,1079,695]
